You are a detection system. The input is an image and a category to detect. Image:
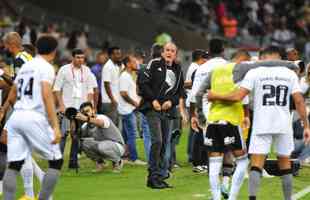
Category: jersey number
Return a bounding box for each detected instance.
[262,84,288,106]
[17,77,34,99]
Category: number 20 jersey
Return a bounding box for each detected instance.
[240,67,301,135]
[13,56,55,116]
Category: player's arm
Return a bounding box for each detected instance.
[42,81,61,144]
[195,72,211,126]
[293,92,310,144]
[0,73,14,86]
[0,85,17,121]
[207,87,249,102]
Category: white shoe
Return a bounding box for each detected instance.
[262,169,274,178]
[193,166,207,173]
[129,159,147,165]
[201,165,208,170]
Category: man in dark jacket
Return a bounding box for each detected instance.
[138,42,185,189]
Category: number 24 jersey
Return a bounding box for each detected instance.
[14,56,55,116]
[241,67,301,135]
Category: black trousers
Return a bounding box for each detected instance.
[192,129,208,167]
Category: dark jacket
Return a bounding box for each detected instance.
[137,57,185,114]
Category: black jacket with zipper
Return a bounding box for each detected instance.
[137,57,186,115]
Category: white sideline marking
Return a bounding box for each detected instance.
[292,186,310,200]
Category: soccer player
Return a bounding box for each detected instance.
[207,46,310,200]
[1,32,46,200]
[1,35,63,200]
[195,50,252,200]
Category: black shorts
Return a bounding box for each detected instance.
[205,123,244,153]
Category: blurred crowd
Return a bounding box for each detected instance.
[134,0,310,60]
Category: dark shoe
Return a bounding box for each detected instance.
[68,161,79,169]
[161,180,173,188]
[162,172,171,180]
[146,179,167,189]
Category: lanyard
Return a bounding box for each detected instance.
[71,65,84,83]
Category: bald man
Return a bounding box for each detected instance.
[138,42,185,189]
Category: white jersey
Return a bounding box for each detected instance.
[13,56,55,116]
[241,67,301,135]
[190,57,227,116]
[185,62,199,107]
[190,57,227,103]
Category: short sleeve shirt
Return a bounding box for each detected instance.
[241,67,301,135]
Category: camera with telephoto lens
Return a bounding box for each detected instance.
[65,107,78,120]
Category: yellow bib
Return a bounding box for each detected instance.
[208,63,243,126]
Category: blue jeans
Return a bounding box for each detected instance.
[292,139,310,161]
[121,112,138,161]
[141,113,151,162]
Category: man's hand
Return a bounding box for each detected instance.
[162,100,172,111]
[304,127,310,145]
[241,117,251,129]
[134,101,140,108]
[191,116,200,132]
[152,100,161,111]
[76,112,88,122]
[180,109,189,125]
[51,127,62,144]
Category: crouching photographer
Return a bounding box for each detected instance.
[75,102,125,172]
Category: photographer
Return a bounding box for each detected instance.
[76,102,125,172]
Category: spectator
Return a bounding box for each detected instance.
[91,50,108,112]
[119,55,146,165]
[53,48,95,169]
[291,63,310,166]
[101,46,122,125]
[155,30,172,46]
[134,51,151,162]
[184,49,208,168]
[272,16,296,49]
[66,30,79,50]
[221,12,238,39]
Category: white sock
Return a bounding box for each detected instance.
[222,176,230,190]
[0,180,2,193]
[32,158,45,183]
[228,155,249,200]
[21,156,34,198]
[32,159,53,200]
[209,156,223,200]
